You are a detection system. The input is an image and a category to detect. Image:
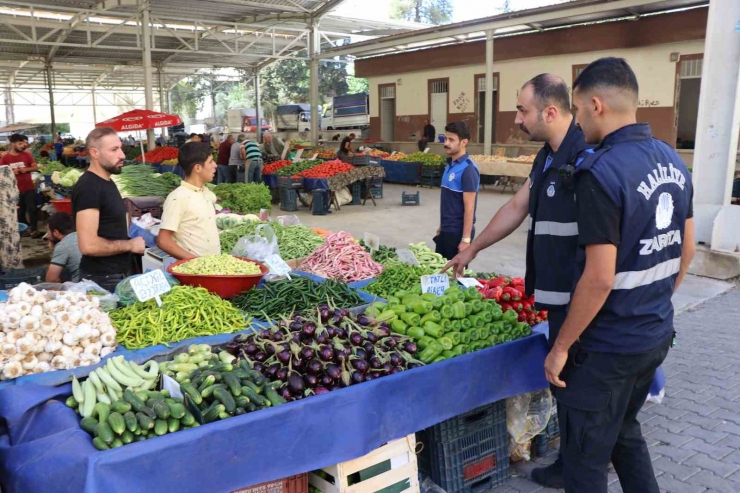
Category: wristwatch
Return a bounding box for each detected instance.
[461,238,471,244]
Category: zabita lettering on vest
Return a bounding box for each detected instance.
[639,229,682,256]
[636,163,687,200]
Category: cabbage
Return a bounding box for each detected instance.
[58,168,83,188]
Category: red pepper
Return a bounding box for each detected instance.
[518,311,528,322]
[488,277,508,288]
[489,285,503,302]
[511,301,524,312]
[535,317,543,324]
[510,277,524,287]
[499,302,512,313]
[502,286,522,301]
[538,310,548,321]
[521,300,533,312]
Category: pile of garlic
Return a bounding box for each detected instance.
[0,283,118,381]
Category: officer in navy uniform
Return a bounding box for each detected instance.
[444,74,591,489]
[544,57,695,493]
[434,121,480,261]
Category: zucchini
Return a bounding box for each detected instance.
[65,396,78,409]
[80,416,99,435]
[200,383,227,399]
[81,380,96,418]
[241,380,262,394]
[213,387,236,413]
[197,375,216,393]
[203,403,225,423]
[110,400,132,414]
[207,363,233,373]
[154,419,168,436]
[107,412,126,435]
[222,373,242,396]
[180,411,195,427]
[96,422,114,444]
[121,430,134,445]
[167,417,180,433]
[92,402,110,424]
[136,412,155,430]
[92,437,110,451]
[110,437,124,449]
[124,411,138,433]
[180,382,202,405]
[123,389,146,412]
[166,400,186,419]
[234,395,250,409]
[263,386,287,407]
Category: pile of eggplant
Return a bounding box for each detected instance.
[224,304,423,401]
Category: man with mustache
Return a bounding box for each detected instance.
[0,133,41,238]
[444,74,591,489]
[72,127,145,292]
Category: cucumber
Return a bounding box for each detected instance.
[201,370,223,382]
[180,382,202,405]
[200,383,227,399]
[197,375,216,393]
[139,406,156,420]
[123,389,146,412]
[110,400,132,414]
[222,372,242,396]
[81,380,96,418]
[180,411,195,427]
[80,416,99,435]
[234,395,250,409]
[110,438,124,449]
[234,407,247,416]
[152,400,171,420]
[145,391,166,400]
[246,370,266,386]
[65,396,78,409]
[124,411,138,433]
[246,402,257,412]
[218,411,230,420]
[92,437,110,451]
[92,402,110,424]
[121,430,134,445]
[241,380,262,394]
[107,412,126,435]
[154,419,168,436]
[96,422,114,444]
[165,397,184,405]
[133,434,147,442]
[136,412,155,430]
[238,359,251,371]
[135,391,150,403]
[167,417,180,433]
[207,363,233,372]
[203,403,225,423]
[242,387,269,407]
[213,387,236,413]
[231,369,250,380]
[166,400,186,419]
[263,386,287,407]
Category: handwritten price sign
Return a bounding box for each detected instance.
[421,274,450,296]
[130,269,172,306]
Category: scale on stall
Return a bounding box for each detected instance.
[142,246,176,273]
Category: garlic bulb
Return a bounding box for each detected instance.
[101,331,116,347]
[1,343,16,357]
[2,361,23,380]
[16,302,31,316]
[5,331,20,345]
[30,305,43,319]
[56,312,71,326]
[22,354,38,370]
[51,355,67,369]
[84,341,102,357]
[100,346,115,358]
[15,337,33,355]
[75,323,92,340]
[6,312,20,328]
[37,351,53,363]
[45,341,62,353]
[91,328,101,339]
[36,361,50,373]
[72,346,83,355]
[68,310,82,325]
[68,355,81,368]
[59,345,74,358]
[62,332,78,346]
[40,315,57,333]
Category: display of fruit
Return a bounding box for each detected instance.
[400,152,445,167]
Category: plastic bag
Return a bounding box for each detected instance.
[275,215,300,226]
[63,279,119,312]
[506,390,554,462]
[231,224,279,262]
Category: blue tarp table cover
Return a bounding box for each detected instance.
[303,177,329,190]
[128,223,157,248]
[380,160,421,184]
[263,174,278,189]
[155,164,184,178]
[0,326,549,493]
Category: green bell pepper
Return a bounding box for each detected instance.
[395,290,409,298]
[487,335,499,346]
[365,305,381,318]
[442,350,457,359]
[421,293,443,308]
[451,320,462,331]
[452,344,468,356]
[478,325,490,339]
[386,296,400,306]
[460,332,471,345]
[400,312,421,327]
[515,322,532,337]
[468,314,485,328]
[402,294,421,306]
[441,295,456,306]
[390,305,407,315]
[448,331,462,346]
[417,335,435,349]
[438,337,454,351]
[376,310,397,322]
[419,340,444,363]
[411,284,423,295]
[391,319,408,335]
[422,321,445,339]
[439,304,454,320]
[463,286,482,301]
[503,309,519,325]
[451,301,467,320]
[440,319,452,331]
[469,328,481,341]
[489,321,504,335]
[431,355,447,363]
[420,310,441,325]
[465,302,475,316]
[460,318,472,331]
[470,299,484,314]
[444,286,461,295]
[480,310,493,323]
[411,300,433,315]
[407,326,426,340]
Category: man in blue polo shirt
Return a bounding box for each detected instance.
[545,57,695,493]
[435,121,479,261]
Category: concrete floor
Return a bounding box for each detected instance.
[289,183,735,313]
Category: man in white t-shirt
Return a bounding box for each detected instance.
[157,142,220,259]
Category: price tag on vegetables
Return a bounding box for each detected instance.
[310,153,318,160]
[421,274,449,296]
[458,278,483,289]
[363,232,380,251]
[130,269,171,306]
[396,248,420,266]
[424,148,430,154]
[264,254,292,278]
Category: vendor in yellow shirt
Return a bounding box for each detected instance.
[157,142,220,259]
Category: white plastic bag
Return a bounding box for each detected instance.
[62,279,119,312]
[506,390,554,462]
[276,215,301,226]
[231,223,279,262]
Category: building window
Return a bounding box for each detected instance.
[572,64,588,84]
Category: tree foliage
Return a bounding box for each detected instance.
[390,0,453,24]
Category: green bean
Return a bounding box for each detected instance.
[364,264,439,299]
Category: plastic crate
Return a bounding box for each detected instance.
[277,175,303,188]
[0,267,47,290]
[416,400,509,493]
[312,189,330,216]
[401,191,420,206]
[350,182,362,205]
[280,188,298,212]
[352,155,378,166]
[123,196,164,219]
[229,473,308,493]
[532,404,560,458]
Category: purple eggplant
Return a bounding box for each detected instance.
[363,342,375,353]
[383,337,397,349]
[315,386,331,395]
[291,333,302,344]
[288,373,305,393]
[307,359,323,375]
[403,342,418,354]
[265,363,281,379]
[331,314,344,325]
[289,322,303,332]
[326,326,337,338]
[271,331,284,342]
[252,362,265,373]
[365,332,378,344]
[357,315,370,326]
[364,373,376,381]
[382,362,392,373]
[315,331,330,345]
[389,353,402,367]
[259,329,272,339]
[335,349,349,362]
[369,357,382,370]
[375,326,391,337]
[351,358,369,374]
[321,375,334,386]
[351,371,365,384]
[277,350,292,364]
[300,346,316,361]
[320,307,331,322]
[325,364,342,380]
[276,367,289,382]
[280,387,293,400]
[319,345,334,362]
[408,363,422,369]
[292,357,305,372]
[265,344,276,355]
[254,351,268,362]
[349,332,364,346]
[354,348,368,360]
[243,343,259,355]
[335,327,348,340]
[304,374,319,388]
[390,367,404,375]
[302,322,316,338]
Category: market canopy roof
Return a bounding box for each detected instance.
[0,123,38,133]
[0,0,425,90]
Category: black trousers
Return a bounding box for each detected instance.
[18,189,38,231]
[555,333,672,493]
[433,231,475,262]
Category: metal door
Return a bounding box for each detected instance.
[380,85,395,142]
[430,81,448,140]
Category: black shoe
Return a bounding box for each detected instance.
[530,459,564,489]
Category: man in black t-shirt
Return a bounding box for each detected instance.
[337,133,355,160]
[72,127,146,292]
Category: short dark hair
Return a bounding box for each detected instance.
[524,74,570,113]
[179,142,212,175]
[573,57,639,96]
[444,121,470,141]
[86,127,118,149]
[48,212,75,235]
[9,133,28,144]
[189,133,198,138]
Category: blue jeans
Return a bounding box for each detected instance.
[247,159,264,184]
[217,165,233,184]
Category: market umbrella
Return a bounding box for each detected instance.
[96,109,182,164]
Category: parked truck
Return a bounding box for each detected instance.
[322,93,370,130]
[275,104,323,132]
[227,108,271,133]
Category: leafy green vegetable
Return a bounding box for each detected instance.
[212,183,272,215]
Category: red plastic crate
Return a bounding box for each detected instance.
[230,473,308,493]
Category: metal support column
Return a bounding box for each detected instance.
[254,71,262,144]
[4,87,14,124]
[91,87,98,124]
[309,22,320,146]
[692,0,740,248]
[158,66,167,139]
[141,3,155,149]
[45,65,57,138]
[483,30,494,156]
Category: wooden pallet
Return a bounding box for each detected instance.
[309,435,420,493]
